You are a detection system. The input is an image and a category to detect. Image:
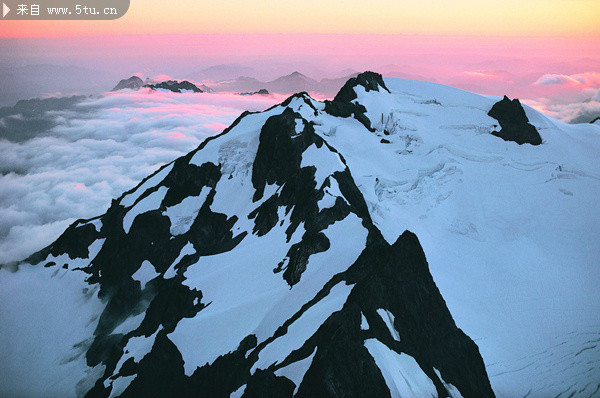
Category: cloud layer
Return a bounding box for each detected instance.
[0,89,281,263]
[534,72,600,87]
[524,72,600,123]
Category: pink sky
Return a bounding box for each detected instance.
[0,0,599,121]
[3,34,598,105]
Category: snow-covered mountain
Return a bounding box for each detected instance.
[2,72,599,398]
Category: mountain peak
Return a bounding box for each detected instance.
[145,80,203,93]
[280,91,318,107]
[322,71,391,132]
[333,71,390,103]
[273,72,314,84]
[111,75,144,91]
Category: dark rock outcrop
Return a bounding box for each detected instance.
[287,230,494,398]
[333,71,390,103]
[146,80,203,93]
[325,71,390,131]
[488,96,542,145]
[240,89,270,96]
[250,106,353,285]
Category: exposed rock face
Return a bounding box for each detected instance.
[293,230,492,398]
[333,71,390,103]
[325,71,390,131]
[590,116,600,125]
[146,80,203,93]
[240,89,270,96]
[111,76,145,91]
[488,96,542,145]
[13,72,496,398]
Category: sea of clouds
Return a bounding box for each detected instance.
[526,72,600,123]
[0,89,281,263]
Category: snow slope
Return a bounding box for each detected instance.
[1,72,599,397]
[351,78,600,397]
[0,264,105,397]
[320,76,600,396]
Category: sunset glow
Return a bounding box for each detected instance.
[0,0,598,122]
[1,0,600,38]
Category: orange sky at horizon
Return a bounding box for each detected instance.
[1,0,599,38]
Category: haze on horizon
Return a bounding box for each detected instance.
[0,0,599,122]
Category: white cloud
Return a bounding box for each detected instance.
[534,72,600,87]
[524,96,600,123]
[534,74,578,86]
[0,90,281,263]
[525,73,600,122]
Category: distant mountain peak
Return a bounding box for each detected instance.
[145,80,203,93]
[111,75,144,91]
[236,76,261,82]
[239,89,269,96]
[275,72,314,83]
[187,64,257,82]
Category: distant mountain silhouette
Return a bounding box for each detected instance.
[0,64,115,107]
[211,71,357,97]
[0,95,88,142]
[111,76,145,91]
[239,89,270,96]
[187,64,257,82]
[145,80,203,93]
